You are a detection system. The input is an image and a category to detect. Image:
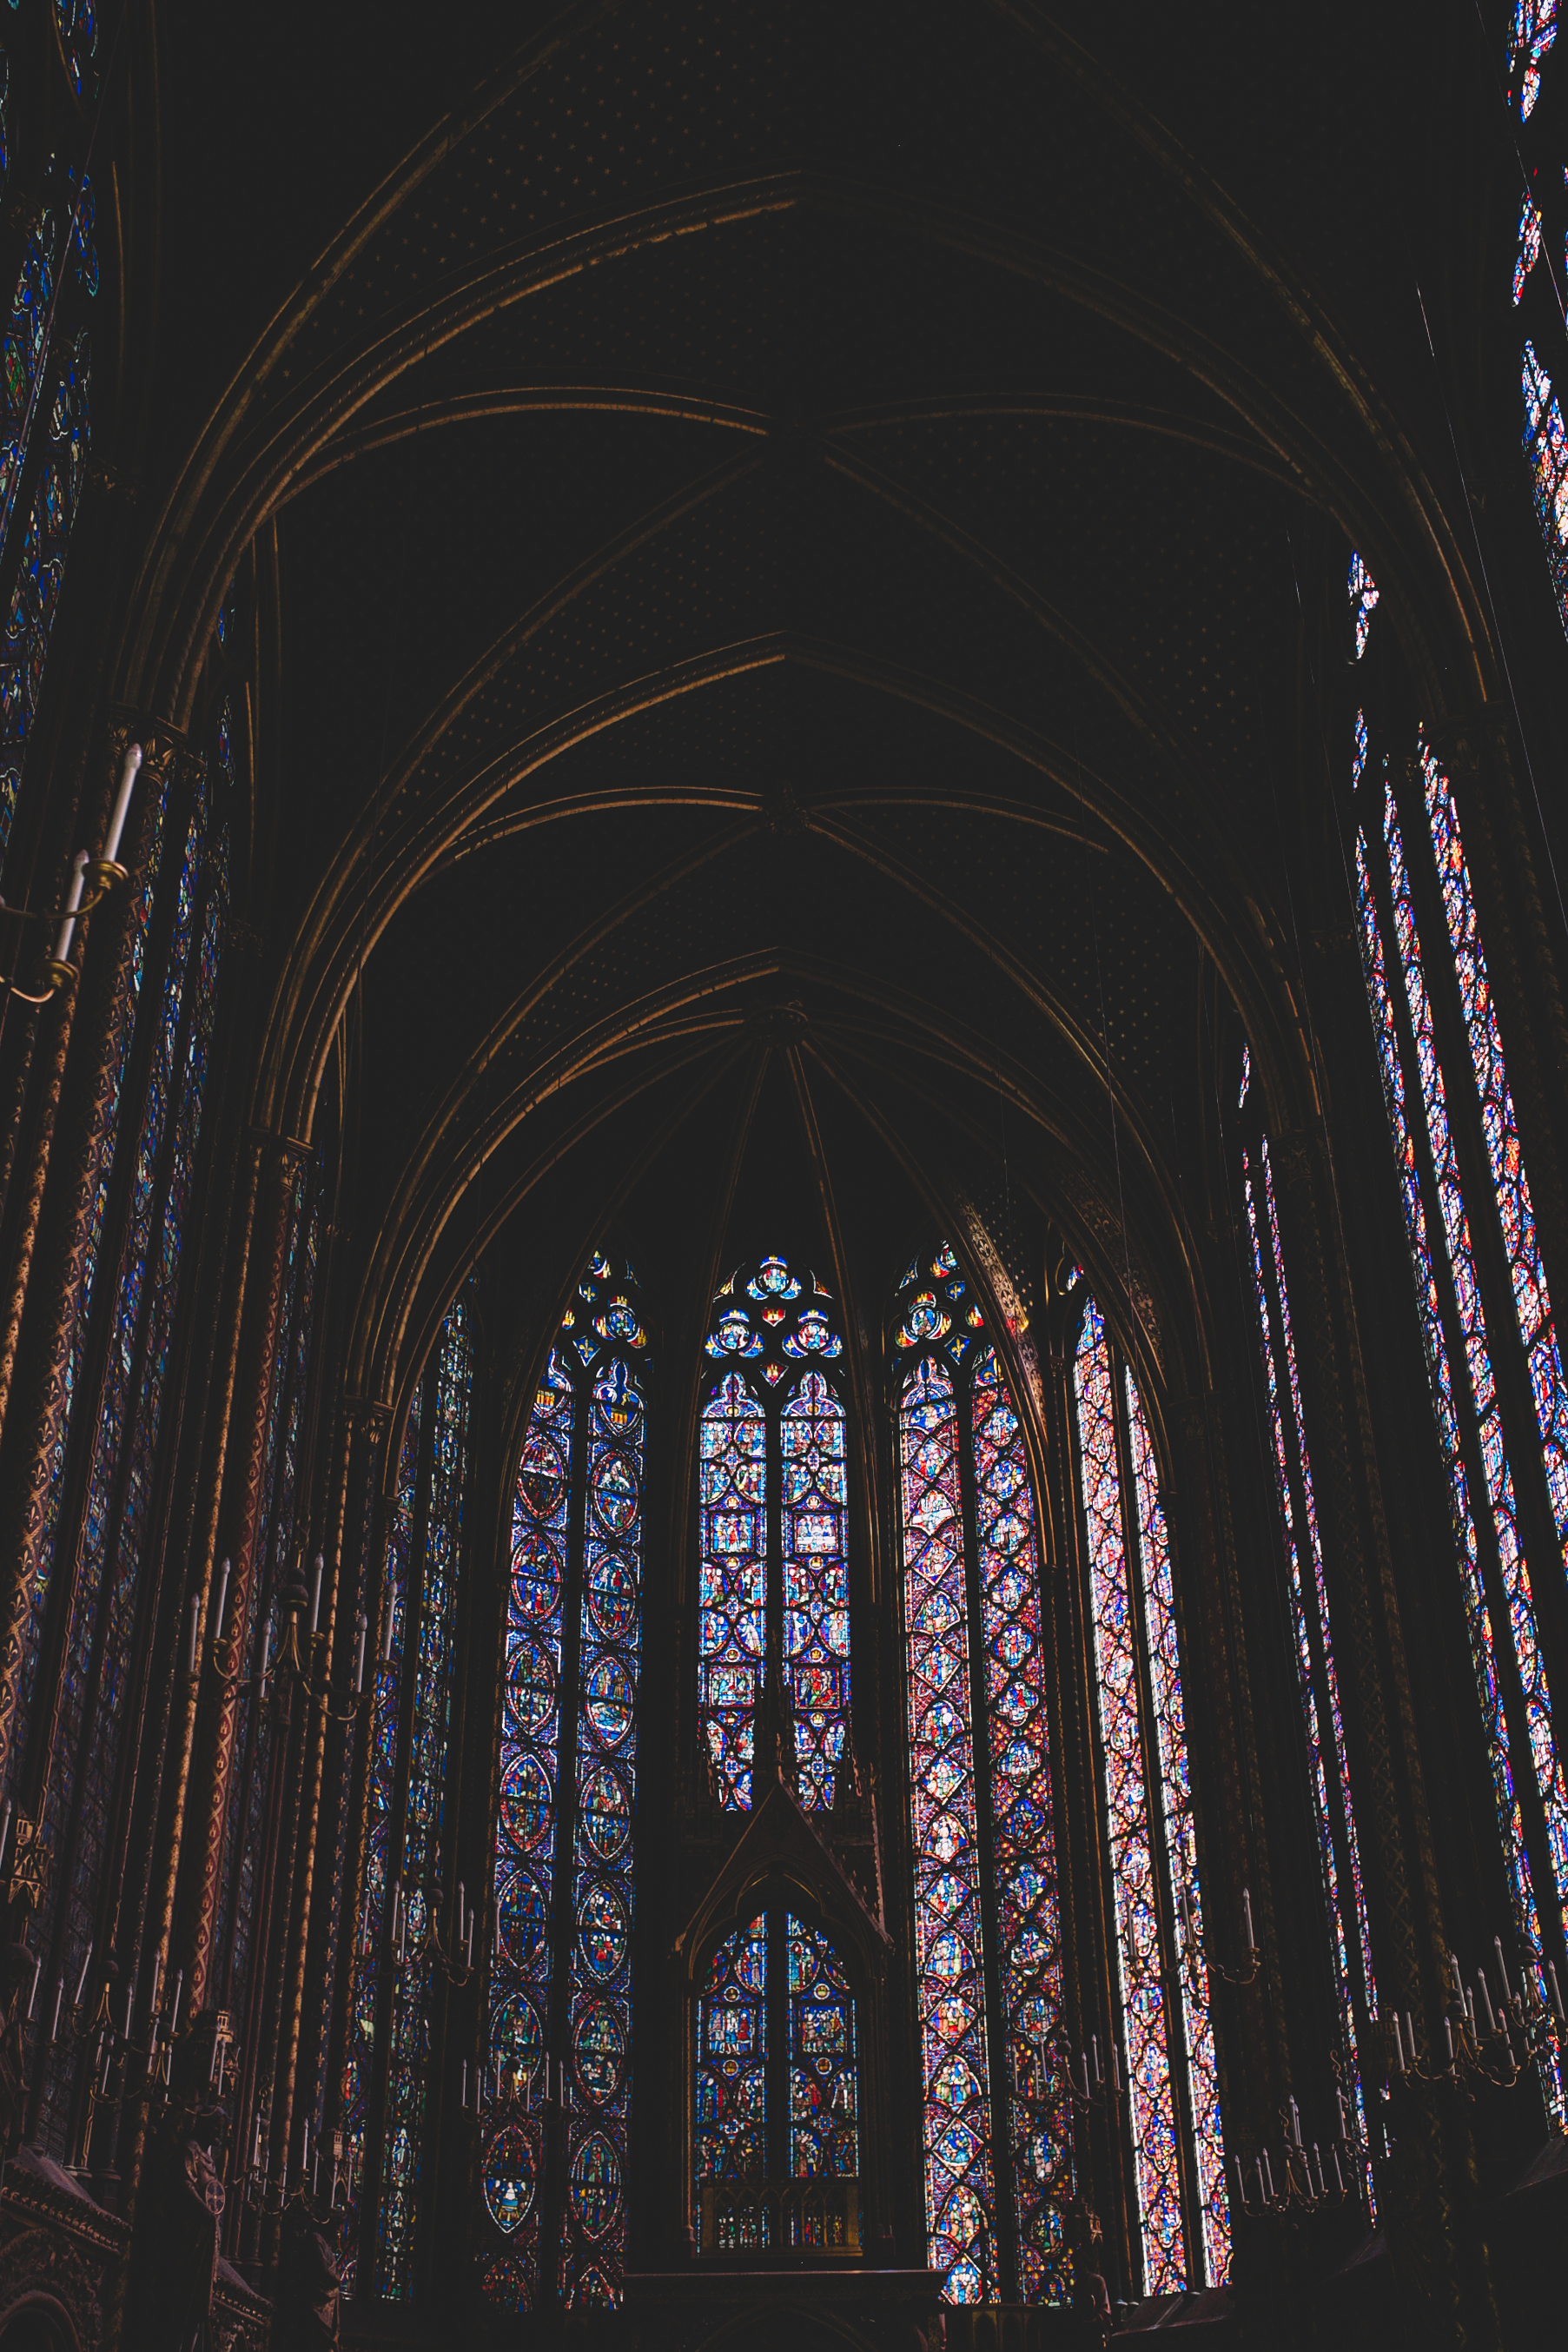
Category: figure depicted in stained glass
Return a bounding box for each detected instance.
[696,1259,852,1811]
[1512,0,1558,116]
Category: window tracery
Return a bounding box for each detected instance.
[697,1257,850,1812]
[480,1256,647,2312]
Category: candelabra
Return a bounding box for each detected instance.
[187,1551,377,1726]
[465,2047,573,2120]
[0,744,142,1004]
[243,2110,357,2219]
[1382,1940,1565,2104]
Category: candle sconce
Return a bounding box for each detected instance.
[245,2110,357,2217]
[1176,1878,1261,1993]
[465,2047,572,2120]
[1,745,143,1004]
[387,1872,480,1990]
[1233,2085,1368,2222]
[186,1551,380,1727]
[1379,1940,1565,2110]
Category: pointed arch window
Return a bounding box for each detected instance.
[1234,1090,1376,2197]
[334,1292,475,2300]
[1348,587,1568,2108]
[692,1902,860,2249]
[1068,1295,1228,2295]
[480,1256,648,2314]
[0,161,96,868]
[11,686,233,2157]
[697,1256,850,1812]
[894,1247,1069,2307]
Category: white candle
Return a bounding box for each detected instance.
[461,2060,468,2110]
[1333,2145,1346,2195]
[50,1980,63,2042]
[0,1800,12,1871]
[310,1555,323,1634]
[214,1559,231,1644]
[1477,1964,1497,2034]
[1288,2097,1300,2147]
[466,1914,474,1971]
[1443,2016,1453,2064]
[102,744,142,867]
[1494,1936,1512,2002]
[1242,1886,1255,1955]
[1260,2148,1275,2201]
[74,1942,93,2006]
[52,851,89,970]
[1406,2011,1417,2065]
[124,1983,134,2038]
[26,1953,40,2019]
[381,1596,395,1661]
[169,1970,182,2035]
[354,1619,367,1694]
[187,1595,200,1675]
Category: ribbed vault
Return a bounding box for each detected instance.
[119,0,1511,1442]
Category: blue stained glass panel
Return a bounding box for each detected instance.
[782,1372,850,1809]
[699,1372,766,1809]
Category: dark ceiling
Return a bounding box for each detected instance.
[131,0,1558,1423]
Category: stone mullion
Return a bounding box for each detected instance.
[1043,1294,1132,2303]
[1108,1347,1203,2291]
[1246,1145,1376,2076]
[172,1131,303,2011]
[356,1363,436,2292]
[319,1413,389,2143]
[0,736,172,1805]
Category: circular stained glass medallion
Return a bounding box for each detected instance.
[586,1553,636,1640]
[573,1999,627,2102]
[506,1634,557,1734]
[512,1527,562,1619]
[483,2125,535,2235]
[518,1430,569,1521]
[584,1653,634,1746]
[500,1753,553,1854]
[577,1880,629,1981]
[481,2250,531,2312]
[579,1764,631,1861]
[568,2130,621,2237]
[590,1452,639,1538]
[490,1994,544,2089]
[497,1869,549,1971]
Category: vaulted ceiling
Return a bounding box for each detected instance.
[132,0,1528,1423]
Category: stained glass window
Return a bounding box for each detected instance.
[692,1905,859,2230]
[1512,0,1558,116]
[895,1249,1068,2306]
[481,1256,647,2313]
[696,1259,850,1811]
[53,0,101,102]
[376,1295,474,2296]
[1072,1297,1228,2294]
[1239,1123,1375,2194]
[0,170,96,871]
[1347,553,1379,659]
[1346,585,1566,2111]
[1514,197,1545,304]
[1522,342,1568,637]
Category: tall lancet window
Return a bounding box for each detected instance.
[894,1247,1069,2308]
[1349,561,1568,2117]
[697,1256,850,1811]
[481,1256,648,2314]
[0,158,96,868]
[1234,1070,1375,2196]
[1070,1295,1228,2294]
[344,1292,474,2300]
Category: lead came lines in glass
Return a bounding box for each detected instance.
[699,1372,766,1810]
[1075,1302,1184,2294]
[901,1353,996,2305]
